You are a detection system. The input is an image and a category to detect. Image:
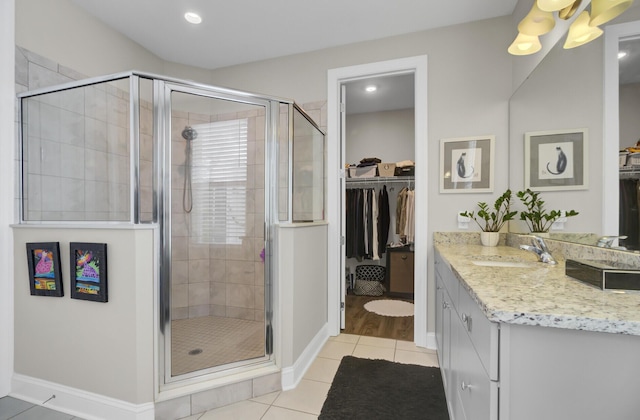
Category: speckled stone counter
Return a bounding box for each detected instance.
[435,243,640,336]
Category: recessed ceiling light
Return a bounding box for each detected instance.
[365,85,377,93]
[619,51,628,59]
[184,12,202,24]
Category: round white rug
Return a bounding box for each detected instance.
[364,299,414,317]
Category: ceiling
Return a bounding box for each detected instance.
[71,0,519,70]
[344,73,414,115]
[71,0,518,115]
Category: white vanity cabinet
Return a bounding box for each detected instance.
[435,246,640,420]
[435,252,498,420]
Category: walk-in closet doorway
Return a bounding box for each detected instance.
[327,56,430,348]
[342,74,416,341]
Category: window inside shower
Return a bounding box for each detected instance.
[189,119,248,246]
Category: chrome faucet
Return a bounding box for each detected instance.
[519,236,557,265]
[596,235,627,248]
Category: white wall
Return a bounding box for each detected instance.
[345,109,415,165]
[0,0,15,397]
[12,227,155,405]
[278,224,328,366]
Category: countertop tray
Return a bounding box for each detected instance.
[565,259,640,291]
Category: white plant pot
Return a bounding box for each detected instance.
[480,231,500,247]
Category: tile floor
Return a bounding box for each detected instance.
[172,316,264,375]
[0,334,438,420]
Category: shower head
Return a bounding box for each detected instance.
[182,126,198,141]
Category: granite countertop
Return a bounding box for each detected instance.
[435,244,640,336]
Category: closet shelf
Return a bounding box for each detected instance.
[345,176,414,184]
[620,166,640,179]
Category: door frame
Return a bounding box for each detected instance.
[327,55,429,347]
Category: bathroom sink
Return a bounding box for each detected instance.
[471,260,531,268]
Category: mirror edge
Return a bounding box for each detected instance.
[603,21,640,239]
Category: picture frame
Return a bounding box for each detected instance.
[524,129,588,191]
[70,242,108,303]
[26,242,63,297]
[440,135,495,193]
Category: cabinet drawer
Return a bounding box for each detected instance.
[457,285,499,381]
[454,324,498,420]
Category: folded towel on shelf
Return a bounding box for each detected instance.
[396,160,415,168]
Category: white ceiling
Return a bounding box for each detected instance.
[72,0,518,70]
[345,73,415,115]
[71,0,518,115]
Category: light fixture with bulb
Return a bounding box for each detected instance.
[184,12,202,24]
[509,0,635,56]
[365,85,377,93]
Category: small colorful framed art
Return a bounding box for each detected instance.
[26,242,63,297]
[70,242,108,302]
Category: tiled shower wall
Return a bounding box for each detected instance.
[16,47,132,221]
[170,108,267,321]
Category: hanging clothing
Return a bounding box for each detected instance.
[345,186,390,259]
[377,186,390,257]
[372,191,379,260]
[396,187,415,244]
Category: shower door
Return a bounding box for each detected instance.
[160,84,272,383]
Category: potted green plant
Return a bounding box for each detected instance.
[516,189,578,235]
[459,189,518,246]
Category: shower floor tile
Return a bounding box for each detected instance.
[171,316,265,376]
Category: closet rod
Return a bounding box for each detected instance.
[620,168,640,179]
[345,176,414,185]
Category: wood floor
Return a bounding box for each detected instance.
[342,294,414,341]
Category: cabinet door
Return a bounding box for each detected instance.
[452,317,497,420]
[435,275,452,393]
[458,285,499,380]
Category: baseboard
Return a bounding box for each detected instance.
[281,324,330,391]
[426,332,437,350]
[11,374,154,420]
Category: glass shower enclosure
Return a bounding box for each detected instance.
[18,70,325,387]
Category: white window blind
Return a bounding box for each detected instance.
[190,119,248,245]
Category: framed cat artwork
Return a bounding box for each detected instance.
[440,136,495,193]
[524,129,588,191]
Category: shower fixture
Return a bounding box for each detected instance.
[182,126,197,213]
[182,126,198,141]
